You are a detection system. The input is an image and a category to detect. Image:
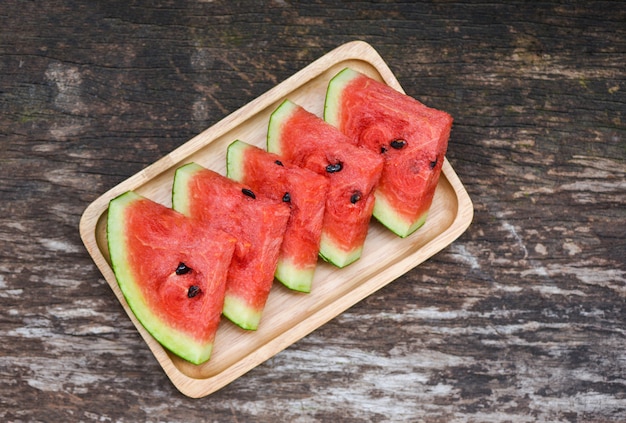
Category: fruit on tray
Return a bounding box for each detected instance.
[104,67,455,364]
[267,99,384,268]
[172,163,290,330]
[226,139,329,293]
[107,191,236,364]
[324,67,453,237]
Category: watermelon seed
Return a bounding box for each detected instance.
[390,139,407,149]
[282,192,291,202]
[326,162,343,173]
[242,188,256,199]
[187,285,201,298]
[350,191,362,204]
[175,262,192,275]
[380,146,388,154]
[430,158,438,169]
[275,160,284,166]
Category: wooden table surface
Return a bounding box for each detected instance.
[2,1,624,421]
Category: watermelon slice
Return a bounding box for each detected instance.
[107,191,236,364]
[267,99,384,268]
[324,68,453,238]
[172,163,290,330]
[226,139,329,293]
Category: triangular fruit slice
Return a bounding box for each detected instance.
[107,191,236,365]
[172,163,290,330]
[324,68,453,238]
[227,139,329,293]
[267,99,384,268]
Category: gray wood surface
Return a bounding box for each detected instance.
[1,1,624,421]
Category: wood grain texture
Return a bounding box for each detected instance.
[1,0,624,421]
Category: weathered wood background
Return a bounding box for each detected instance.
[1,1,624,421]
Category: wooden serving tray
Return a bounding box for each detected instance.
[79,40,473,398]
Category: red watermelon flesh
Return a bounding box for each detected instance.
[172,162,290,330]
[227,140,329,293]
[267,99,384,268]
[324,68,453,238]
[107,191,236,364]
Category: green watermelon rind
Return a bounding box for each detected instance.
[226,139,315,293]
[107,191,214,365]
[373,192,428,238]
[323,67,357,128]
[318,233,363,268]
[274,256,315,293]
[222,295,263,331]
[171,162,201,217]
[225,140,247,182]
[267,99,298,157]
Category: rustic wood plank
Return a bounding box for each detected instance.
[1,0,624,421]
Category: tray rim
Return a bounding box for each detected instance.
[79,40,474,398]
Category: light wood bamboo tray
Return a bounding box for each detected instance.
[79,40,474,398]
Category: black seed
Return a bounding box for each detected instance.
[429,157,438,169]
[326,162,343,173]
[242,188,256,199]
[350,191,362,204]
[282,192,291,202]
[275,160,284,166]
[175,262,192,275]
[390,139,407,149]
[187,285,201,298]
[380,146,388,154]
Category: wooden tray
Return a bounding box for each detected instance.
[79,40,473,398]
